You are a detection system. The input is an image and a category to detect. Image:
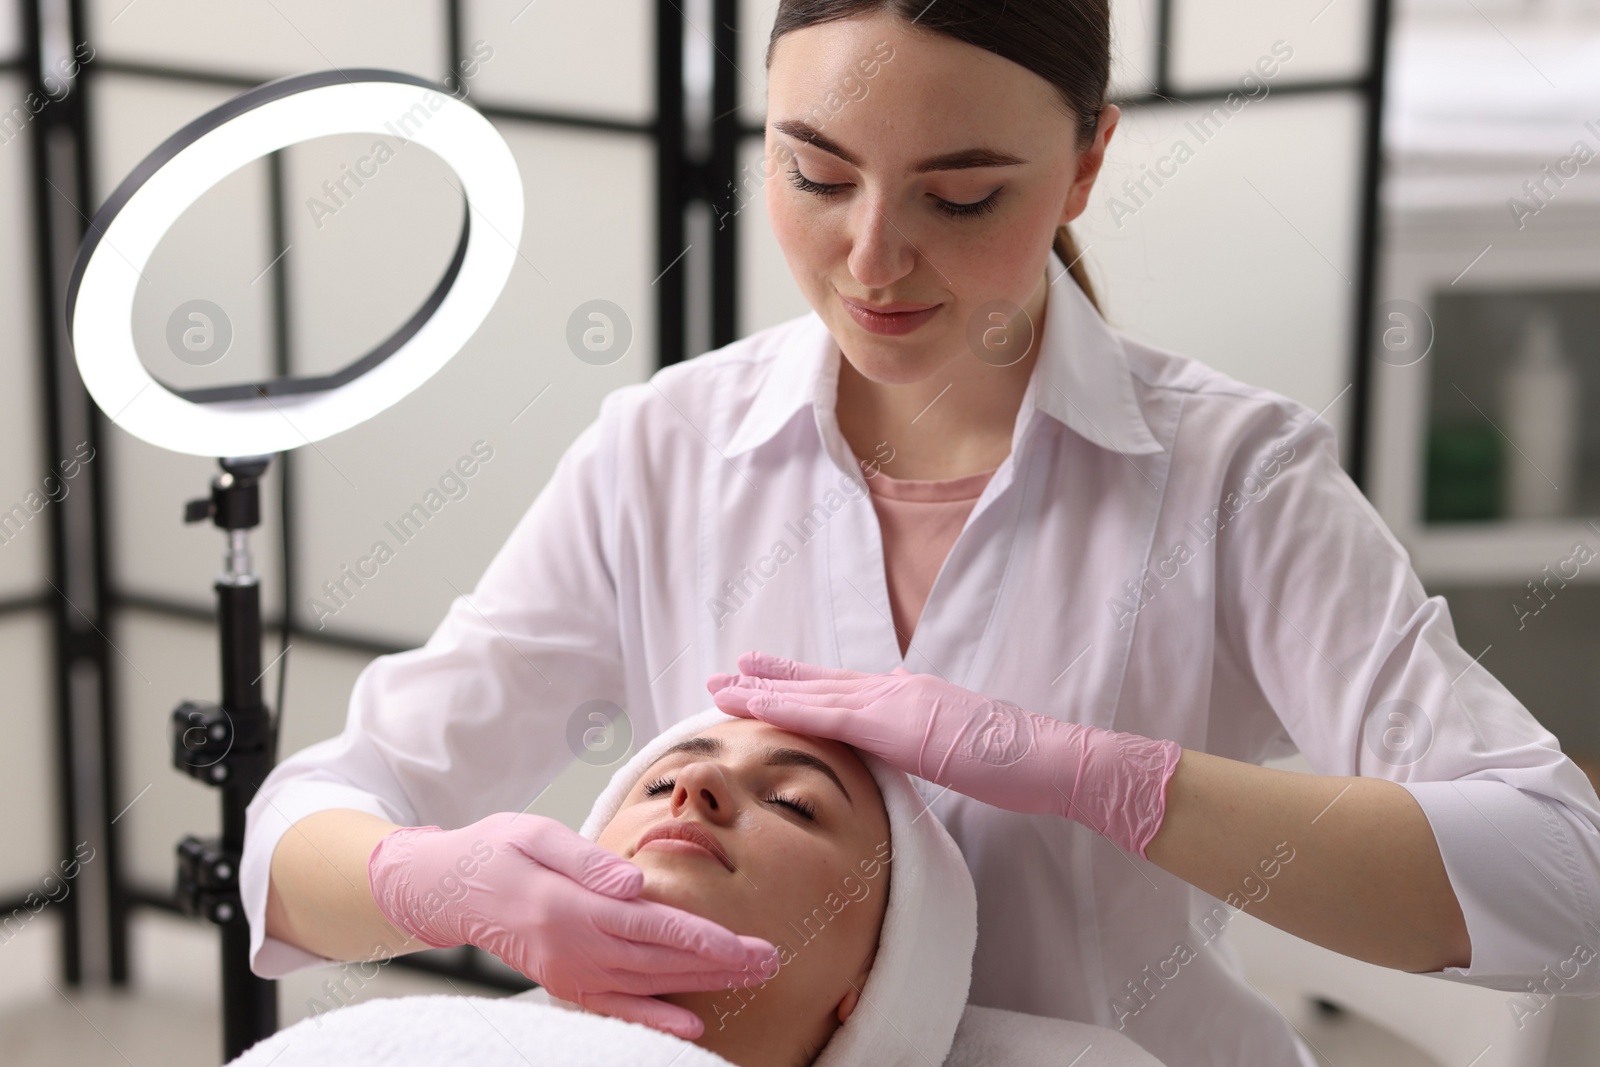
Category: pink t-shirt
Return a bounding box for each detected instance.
[864,465,998,656]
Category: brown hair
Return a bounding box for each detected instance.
[765,0,1111,313]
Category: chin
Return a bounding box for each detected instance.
[836,338,955,386]
[635,862,729,915]
[637,866,771,944]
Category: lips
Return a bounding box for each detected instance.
[635,820,735,872]
[840,292,942,336]
[840,295,939,314]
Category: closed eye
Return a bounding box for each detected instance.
[767,793,816,820]
[785,167,1002,219]
[639,775,816,820]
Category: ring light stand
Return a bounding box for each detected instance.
[64,68,523,1061]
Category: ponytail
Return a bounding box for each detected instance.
[1052,224,1101,315]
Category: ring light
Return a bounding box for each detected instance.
[66,68,523,458]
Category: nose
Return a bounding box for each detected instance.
[670,761,737,825]
[846,190,916,292]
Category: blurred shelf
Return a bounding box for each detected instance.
[1405,518,1600,584]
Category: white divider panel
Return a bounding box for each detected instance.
[91,74,284,616]
[130,160,279,394]
[0,70,48,602]
[87,0,446,84]
[269,639,380,769]
[103,422,288,617]
[1110,0,1161,99]
[88,74,239,208]
[0,612,54,887]
[280,133,463,379]
[737,0,778,127]
[735,135,809,337]
[1075,92,1364,449]
[0,0,19,64]
[464,0,655,123]
[1169,0,1372,91]
[291,120,654,648]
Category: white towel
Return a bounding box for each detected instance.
[225,992,736,1066]
[946,1003,1170,1066]
[226,990,1171,1066]
[516,989,1173,1066]
[577,708,979,1067]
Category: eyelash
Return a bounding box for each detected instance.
[640,775,818,821]
[785,167,1002,220]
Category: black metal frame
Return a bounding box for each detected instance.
[11,0,127,992]
[6,0,1389,1047]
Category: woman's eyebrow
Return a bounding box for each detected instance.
[771,119,1028,173]
[652,736,720,771]
[660,736,719,760]
[759,745,854,808]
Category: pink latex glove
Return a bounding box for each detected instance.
[708,652,1182,860]
[368,810,778,1038]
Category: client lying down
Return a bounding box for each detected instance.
[229,710,1166,1066]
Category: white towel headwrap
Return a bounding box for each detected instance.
[578,708,978,1067]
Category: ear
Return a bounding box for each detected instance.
[835,986,862,1024]
[1060,103,1121,226]
[836,948,875,1024]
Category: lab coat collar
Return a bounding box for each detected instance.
[723,246,1165,459]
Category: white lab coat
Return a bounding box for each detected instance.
[240,247,1600,1067]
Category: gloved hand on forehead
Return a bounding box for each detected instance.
[708,652,1182,860]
